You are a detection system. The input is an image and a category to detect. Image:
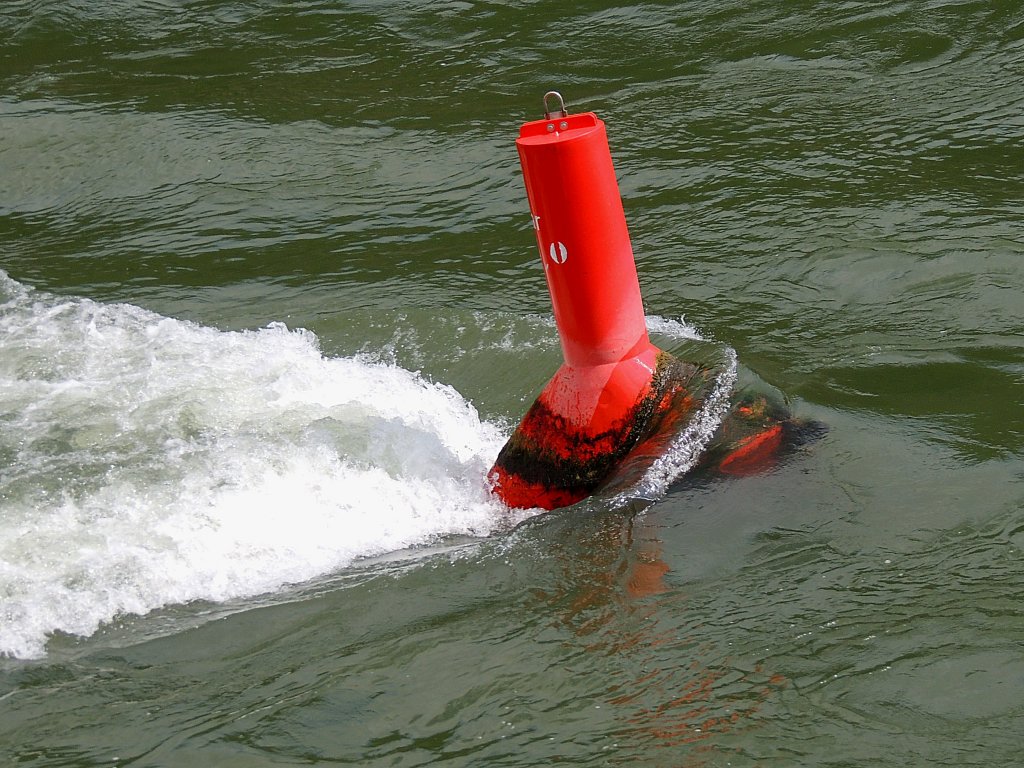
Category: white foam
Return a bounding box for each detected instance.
[633,347,739,499]
[0,273,515,659]
[617,314,738,499]
[645,314,706,341]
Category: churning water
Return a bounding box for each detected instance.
[0,272,518,659]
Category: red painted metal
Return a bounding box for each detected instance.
[517,111,650,375]
[489,109,667,510]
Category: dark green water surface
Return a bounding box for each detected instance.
[2,1,1023,766]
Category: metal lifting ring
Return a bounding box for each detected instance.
[543,91,568,120]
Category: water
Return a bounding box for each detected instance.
[2,0,1023,765]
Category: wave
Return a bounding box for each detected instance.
[0,272,521,659]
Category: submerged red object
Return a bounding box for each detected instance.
[489,92,795,510]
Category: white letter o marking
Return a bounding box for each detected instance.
[548,241,568,265]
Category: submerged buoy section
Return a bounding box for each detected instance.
[489,92,805,511]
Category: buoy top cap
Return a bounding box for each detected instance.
[517,112,603,145]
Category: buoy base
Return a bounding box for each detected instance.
[489,351,721,510]
[490,354,823,510]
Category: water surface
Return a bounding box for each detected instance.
[2,1,1023,765]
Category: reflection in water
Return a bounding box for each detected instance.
[532,504,787,763]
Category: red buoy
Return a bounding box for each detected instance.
[488,93,679,509]
[489,93,803,510]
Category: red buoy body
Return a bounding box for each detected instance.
[489,108,671,510]
[518,111,650,373]
[489,97,802,510]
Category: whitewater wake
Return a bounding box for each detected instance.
[0,273,734,659]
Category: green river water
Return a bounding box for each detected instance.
[2,1,1023,765]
